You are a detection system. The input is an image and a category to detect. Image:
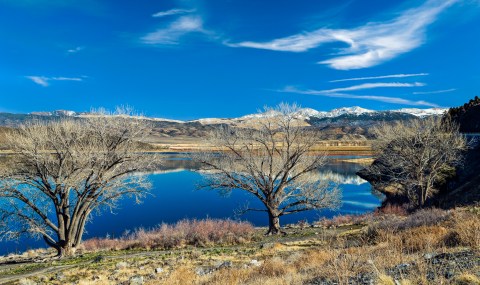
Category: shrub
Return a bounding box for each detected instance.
[81,218,255,252]
[371,208,451,233]
[366,208,452,246]
[400,225,448,252]
[316,213,373,228]
[257,257,292,278]
[374,204,408,216]
[443,211,480,248]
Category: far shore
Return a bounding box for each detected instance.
[0,140,374,156]
[145,138,373,155]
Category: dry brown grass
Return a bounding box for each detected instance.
[453,273,480,285]
[161,266,197,285]
[175,208,480,284]
[81,219,254,252]
[401,225,448,252]
[443,211,480,249]
[16,208,480,285]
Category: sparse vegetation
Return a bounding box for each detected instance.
[80,219,255,252]
[1,207,478,285]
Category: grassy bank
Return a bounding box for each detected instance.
[1,207,479,284]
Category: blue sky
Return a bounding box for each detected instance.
[0,0,479,120]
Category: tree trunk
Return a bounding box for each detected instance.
[57,243,77,257]
[266,210,281,235]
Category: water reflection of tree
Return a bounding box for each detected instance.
[194,104,341,235]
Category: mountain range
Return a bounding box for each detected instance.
[0,107,447,141]
[25,106,447,122]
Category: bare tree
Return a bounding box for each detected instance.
[366,117,467,207]
[0,109,158,257]
[195,103,340,235]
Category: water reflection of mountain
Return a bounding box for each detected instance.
[318,160,367,185]
[149,155,369,186]
[312,171,367,185]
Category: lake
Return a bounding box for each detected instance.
[0,153,383,255]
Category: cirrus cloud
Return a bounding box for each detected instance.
[227,0,457,70]
[152,8,195,18]
[25,76,84,87]
[279,84,438,107]
[141,15,207,45]
[413,88,456,95]
[330,73,429,83]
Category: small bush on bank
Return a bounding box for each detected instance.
[374,203,408,216]
[81,219,255,252]
[316,213,373,228]
[443,211,480,249]
[370,208,451,233]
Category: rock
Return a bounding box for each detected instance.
[215,261,232,269]
[18,278,37,285]
[249,259,262,267]
[129,275,144,285]
[93,255,105,263]
[444,270,455,279]
[55,273,66,281]
[116,261,129,269]
[195,267,214,276]
[146,273,157,280]
[92,275,101,281]
[424,252,436,259]
[154,267,164,274]
[260,242,275,249]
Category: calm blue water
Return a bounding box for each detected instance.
[0,154,383,255]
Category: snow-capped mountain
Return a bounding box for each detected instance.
[30,110,77,117]
[0,106,450,140]
[323,106,375,118]
[292,108,327,119]
[226,106,446,122]
[392,108,447,117]
[25,106,447,125]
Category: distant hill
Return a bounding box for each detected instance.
[447,96,480,133]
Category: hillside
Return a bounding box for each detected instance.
[447,96,480,133]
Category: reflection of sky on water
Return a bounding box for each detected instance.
[0,154,383,255]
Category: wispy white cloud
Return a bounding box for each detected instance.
[280,86,438,107]
[330,73,429,83]
[141,15,206,45]
[25,76,84,87]
[318,82,425,93]
[227,0,457,70]
[413,88,456,95]
[67,46,84,54]
[152,8,195,18]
